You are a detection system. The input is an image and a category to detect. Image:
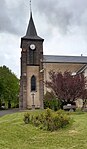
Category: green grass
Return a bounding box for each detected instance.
[0,110,87,149]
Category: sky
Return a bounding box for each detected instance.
[0,0,87,78]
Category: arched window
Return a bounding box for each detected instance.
[31,75,36,91]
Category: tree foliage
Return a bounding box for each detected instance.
[0,65,19,108]
[46,71,87,103]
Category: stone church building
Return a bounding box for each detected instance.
[19,12,87,109]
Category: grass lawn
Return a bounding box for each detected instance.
[0,110,87,149]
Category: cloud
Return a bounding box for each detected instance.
[0,0,28,35]
[1,0,87,36]
[34,0,87,34]
[0,33,21,77]
[0,0,87,77]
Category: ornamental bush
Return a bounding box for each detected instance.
[23,109,71,131]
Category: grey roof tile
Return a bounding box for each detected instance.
[43,55,87,64]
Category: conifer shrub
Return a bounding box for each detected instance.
[23,109,71,131]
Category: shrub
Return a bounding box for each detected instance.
[23,109,71,131]
[23,113,30,124]
[32,115,42,127]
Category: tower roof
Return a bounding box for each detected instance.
[22,13,44,41]
[26,12,37,37]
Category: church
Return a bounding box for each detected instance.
[19,12,87,109]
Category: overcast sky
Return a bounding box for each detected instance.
[0,0,87,78]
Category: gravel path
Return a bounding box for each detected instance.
[0,109,20,117]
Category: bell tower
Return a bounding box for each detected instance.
[19,12,44,109]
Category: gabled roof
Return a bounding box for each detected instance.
[43,55,87,64]
[22,13,44,41]
[77,64,87,74]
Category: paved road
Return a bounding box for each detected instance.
[0,109,20,117]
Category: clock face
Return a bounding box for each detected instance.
[30,44,35,50]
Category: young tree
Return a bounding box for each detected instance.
[46,71,87,105]
[0,65,19,108]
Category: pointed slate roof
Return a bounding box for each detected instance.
[26,12,37,37]
[22,13,44,41]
